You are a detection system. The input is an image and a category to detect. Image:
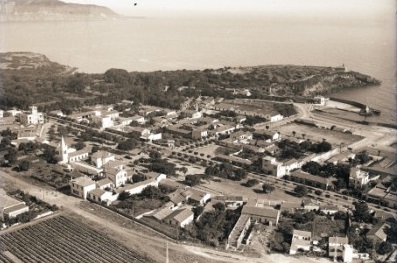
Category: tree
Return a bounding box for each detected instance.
[245,179,259,187]
[292,131,296,137]
[213,202,226,212]
[117,139,137,151]
[73,141,86,150]
[193,206,204,219]
[132,174,145,183]
[262,183,275,193]
[353,201,372,223]
[141,186,162,199]
[4,147,18,164]
[294,185,308,197]
[376,241,392,255]
[185,174,201,186]
[18,160,30,171]
[149,150,161,160]
[302,161,322,175]
[118,191,131,201]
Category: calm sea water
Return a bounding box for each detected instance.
[1,16,395,124]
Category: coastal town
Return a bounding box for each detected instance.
[1,55,396,263]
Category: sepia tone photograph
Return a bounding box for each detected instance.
[0,1,396,262]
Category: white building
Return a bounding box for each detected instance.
[20,106,44,125]
[349,167,379,188]
[104,161,131,188]
[289,229,312,255]
[267,112,284,122]
[342,244,353,263]
[0,189,29,220]
[163,208,194,228]
[69,177,96,200]
[91,151,115,168]
[262,157,298,178]
[59,137,90,164]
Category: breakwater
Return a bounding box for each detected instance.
[329,97,381,115]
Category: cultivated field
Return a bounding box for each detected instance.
[0,216,154,263]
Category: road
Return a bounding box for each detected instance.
[1,169,336,263]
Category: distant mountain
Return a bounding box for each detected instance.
[0,0,119,21]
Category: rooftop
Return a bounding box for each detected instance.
[242,205,279,219]
[71,177,96,187]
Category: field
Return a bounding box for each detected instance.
[276,123,362,146]
[198,178,301,203]
[0,216,154,263]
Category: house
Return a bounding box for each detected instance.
[95,178,114,190]
[69,177,96,200]
[320,204,339,215]
[262,157,298,178]
[349,167,379,188]
[163,208,194,228]
[88,189,115,203]
[104,160,131,188]
[289,229,312,255]
[254,130,281,142]
[92,115,113,129]
[280,202,303,213]
[68,149,90,163]
[131,115,146,125]
[303,199,320,211]
[230,130,253,141]
[266,112,284,122]
[241,205,280,226]
[91,151,115,168]
[213,196,246,208]
[226,215,251,250]
[217,154,252,167]
[116,173,166,196]
[6,109,22,117]
[154,139,175,148]
[0,189,29,220]
[290,170,334,190]
[191,127,208,140]
[366,222,389,242]
[182,109,202,119]
[328,236,349,258]
[182,188,211,206]
[342,244,354,263]
[20,106,44,125]
[167,189,187,208]
[166,125,192,138]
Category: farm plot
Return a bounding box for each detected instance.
[0,216,154,263]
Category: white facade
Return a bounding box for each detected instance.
[268,113,284,122]
[20,106,44,125]
[342,244,353,263]
[70,177,96,200]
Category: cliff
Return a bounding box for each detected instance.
[0,0,119,21]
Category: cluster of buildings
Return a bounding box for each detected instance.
[288,222,390,263]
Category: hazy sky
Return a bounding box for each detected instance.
[63,0,395,17]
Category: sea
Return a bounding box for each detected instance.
[0,15,395,124]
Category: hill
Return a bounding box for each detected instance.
[0,0,119,21]
[0,52,381,112]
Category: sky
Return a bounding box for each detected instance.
[62,0,395,18]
